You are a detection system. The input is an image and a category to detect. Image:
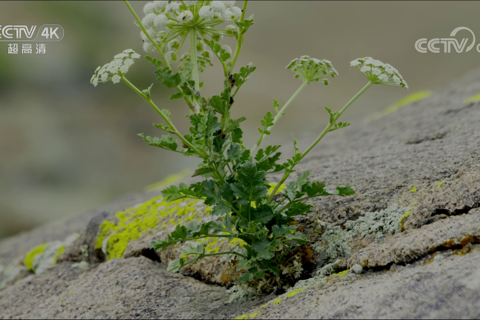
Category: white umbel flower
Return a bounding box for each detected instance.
[286,56,338,84]
[211,1,226,13]
[153,1,168,12]
[143,2,156,14]
[142,13,157,28]
[91,49,140,87]
[350,57,408,89]
[178,10,194,23]
[165,1,181,14]
[154,14,168,28]
[230,6,242,19]
[199,6,215,20]
[222,1,236,8]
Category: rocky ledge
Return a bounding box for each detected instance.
[1,70,480,318]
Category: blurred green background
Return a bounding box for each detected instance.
[1,1,480,239]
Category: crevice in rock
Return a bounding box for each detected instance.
[139,248,161,263]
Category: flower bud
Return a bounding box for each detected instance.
[286,56,338,83]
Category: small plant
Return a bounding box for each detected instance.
[91,1,407,292]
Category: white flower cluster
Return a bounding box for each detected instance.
[350,57,408,89]
[140,1,243,53]
[286,56,339,84]
[90,49,140,87]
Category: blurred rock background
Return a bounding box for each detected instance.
[1,1,480,239]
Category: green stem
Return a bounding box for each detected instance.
[190,28,200,94]
[229,0,248,73]
[300,81,373,159]
[124,0,195,112]
[267,81,374,203]
[251,80,309,154]
[122,76,205,158]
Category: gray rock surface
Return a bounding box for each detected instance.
[1,70,480,318]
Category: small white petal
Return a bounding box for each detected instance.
[143,2,155,14]
[199,6,215,20]
[211,1,226,12]
[153,1,168,12]
[142,13,157,27]
[112,75,121,84]
[154,14,169,28]
[230,6,242,19]
[222,1,235,8]
[178,10,193,23]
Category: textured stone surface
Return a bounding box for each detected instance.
[1,70,480,318]
[346,209,480,268]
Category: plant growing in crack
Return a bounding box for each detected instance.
[91,0,408,293]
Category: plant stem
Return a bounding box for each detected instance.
[229,0,248,73]
[121,76,205,158]
[251,79,309,154]
[190,28,200,94]
[267,81,374,203]
[124,0,195,111]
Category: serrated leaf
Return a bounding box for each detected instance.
[170,92,184,100]
[192,167,215,177]
[138,133,178,152]
[154,67,181,88]
[227,143,242,160]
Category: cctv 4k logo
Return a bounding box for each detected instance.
[0,24,64,42]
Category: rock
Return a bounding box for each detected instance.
[351,264,363,274]
[2,69,480,317]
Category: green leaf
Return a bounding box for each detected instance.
[180,243,205,255]
[336,185,355,196]
[212,202,231,216]
[154,67,181,88]
[170,92,184,100]
[167,258,183,272]
[227,143,242,160]
[251,205,274,224]
[261,112,274,128]
[192,167,215,177]
[138,133,178,152]
[230,162,268,204]
[210,95,227,115]
[220,52,231,62]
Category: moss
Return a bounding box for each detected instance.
[97,183,285,261]
[24,243,47,271]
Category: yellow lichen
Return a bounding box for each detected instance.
[331,269,349,277]
[411,187,417,192]
[53,246,65,264]
[463,93,480,103]
[368,91,433,121]
[95,196,211,260]
[399,210,412,226]
[24,243,47,271]
[286,288,304,297]
[96,183,285,260]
